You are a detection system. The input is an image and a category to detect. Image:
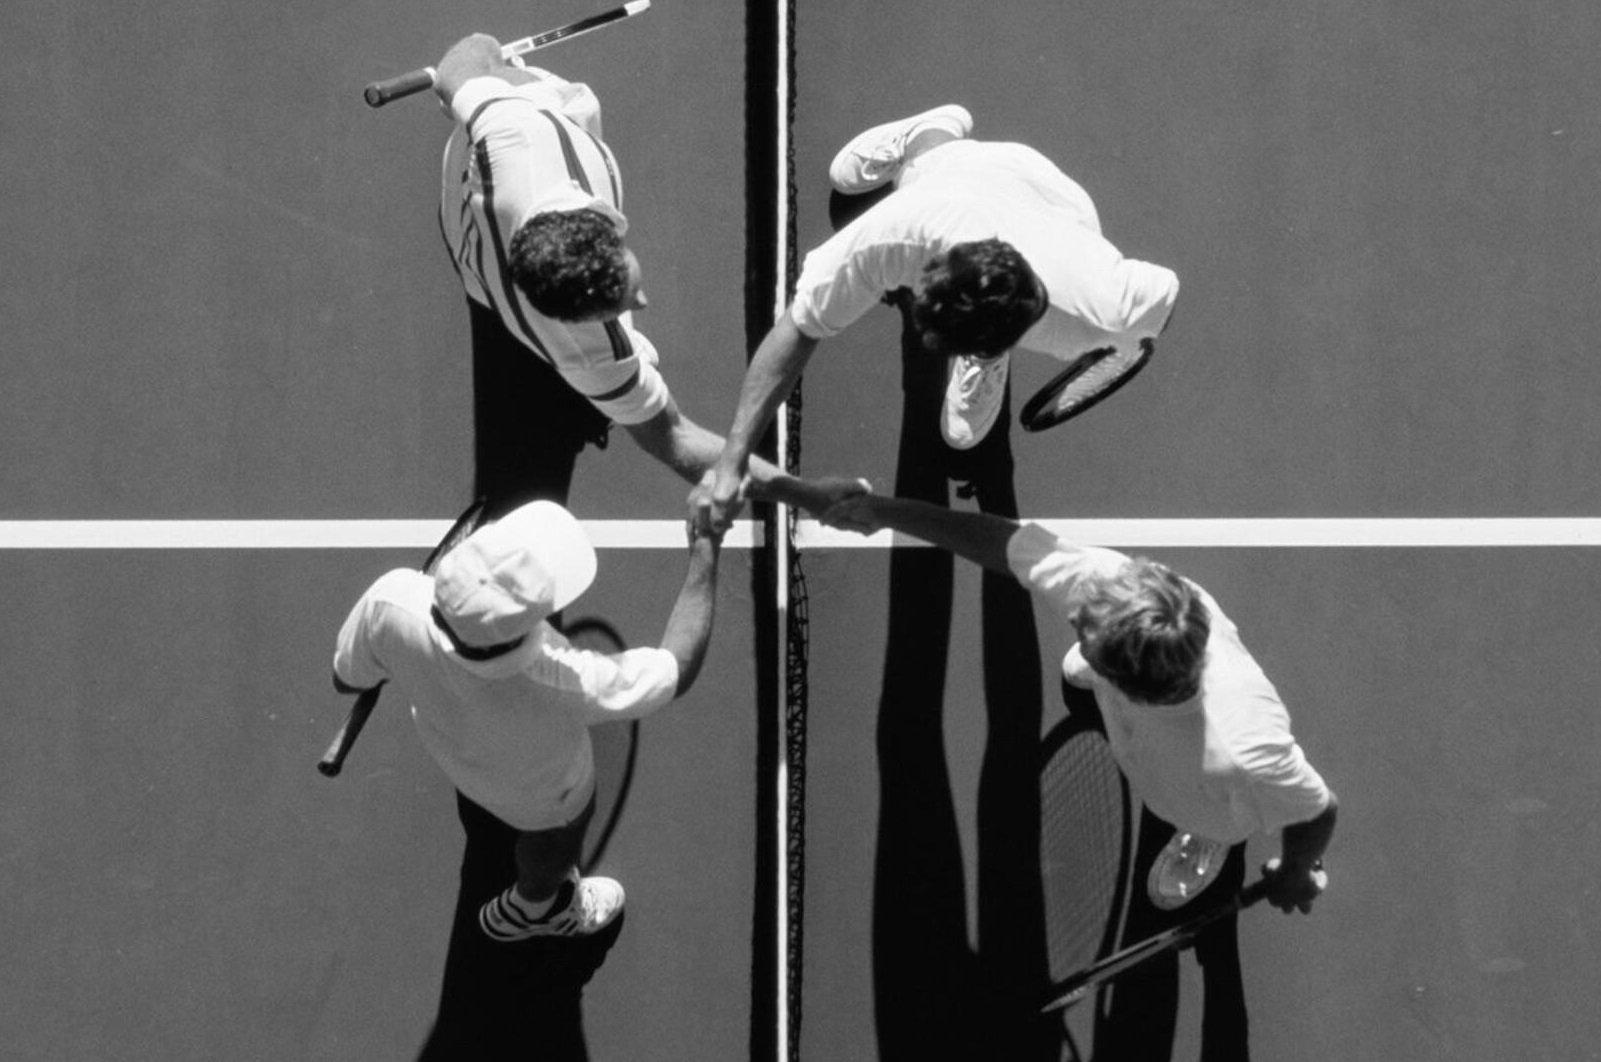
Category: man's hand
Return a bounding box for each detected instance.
[1261,856,1328,915]
[434,33,539,105]
[820,493,884,535]
[796,476,873,518]
[688,470,735,542]
[693,461,748,538]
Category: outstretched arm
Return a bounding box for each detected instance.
[702,314,820,532]
[625,396,868,518]
[823,494,1020,575]
[658,512,723,696]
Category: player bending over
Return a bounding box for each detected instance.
[433,32,864,518]
[824,491,1336,1056]
[698,105,1181,533]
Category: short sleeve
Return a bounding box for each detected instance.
[547,643,680,722]
[562,324,670,425]
[1236,733,1335,834]
[1005,523,1128,618]
[332,570,418,690]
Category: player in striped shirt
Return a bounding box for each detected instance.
[433,33,858,518]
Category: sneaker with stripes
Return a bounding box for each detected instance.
[479,871,626,942]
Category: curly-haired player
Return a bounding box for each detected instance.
[507,209,634,322]
[433,33,866,518]
[698,105,1182,534]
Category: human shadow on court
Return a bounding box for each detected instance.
[416,344,622,1062]
[867,280,1058,1061]
[418,794,624,1061]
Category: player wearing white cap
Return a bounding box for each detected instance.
[333,499,723,941]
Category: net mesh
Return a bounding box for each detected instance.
[781,0,807,1055]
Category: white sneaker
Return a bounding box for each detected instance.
[941,352,1010,450]
[828,104,974,194]
[479,871,626,942]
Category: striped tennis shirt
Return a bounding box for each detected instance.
[439,71,669,425]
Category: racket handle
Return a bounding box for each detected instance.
[363,66,438,108]
[318,685,383,777]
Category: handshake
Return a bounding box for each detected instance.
[686,467,884,541]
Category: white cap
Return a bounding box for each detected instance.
[431,501,597,648]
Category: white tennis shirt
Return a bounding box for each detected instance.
[334,569,679,830]
[790,140,1180,361]
[1007,524,1333,844]
[438,71,669,425]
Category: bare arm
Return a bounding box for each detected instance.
[824,494,1020,575]
[702,314,820,530]
[1265,792,1339,914]
[659,527,722,696]
[626,398,869,517]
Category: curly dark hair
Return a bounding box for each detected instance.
[507,209,631,321]
[910,238,1045,355]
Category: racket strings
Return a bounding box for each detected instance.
[1040,732,1127,983]
[1057,347,1144,408]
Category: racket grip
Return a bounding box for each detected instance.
[317,685,382,777]
[363,67,437,108]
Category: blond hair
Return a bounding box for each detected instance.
[1078,558,1209,704]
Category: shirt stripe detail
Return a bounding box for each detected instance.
[587,367,642,403]
[602,320,634,363]
[539,110,592,195]
[474,139,553,363]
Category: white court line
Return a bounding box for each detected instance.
[0,518,1599,549]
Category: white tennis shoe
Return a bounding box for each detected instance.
[828,104,974,194]
[942,352,1011,450]
[479,870,626,942]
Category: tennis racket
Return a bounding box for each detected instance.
[1040,875,1273,1015]
[317,497,490,777]
[1019,339,1155,433]
[363,1,653,108]
[1039,684,1134,1059]
[557,617,642,872]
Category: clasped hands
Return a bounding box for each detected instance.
[688,464,881,538]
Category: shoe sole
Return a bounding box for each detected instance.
[828,104,974,195]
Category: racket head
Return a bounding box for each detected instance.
[558,616,641,873]
[1020,339,1155,433]
[1039,681,1134,992]
[422,497,490,575]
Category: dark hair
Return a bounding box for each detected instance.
[508,209,630,321]
[910,238,1044,355]
[1078,559,1210,705]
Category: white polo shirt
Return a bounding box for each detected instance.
[1007,524,1332,844]
[790,140,1179,361]
[438,71,670,425]
[334,569,679,831]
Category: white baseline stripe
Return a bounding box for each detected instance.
[799,518,1601,549]
[0,518,1597,550]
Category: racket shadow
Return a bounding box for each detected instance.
[557,616,641,875]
